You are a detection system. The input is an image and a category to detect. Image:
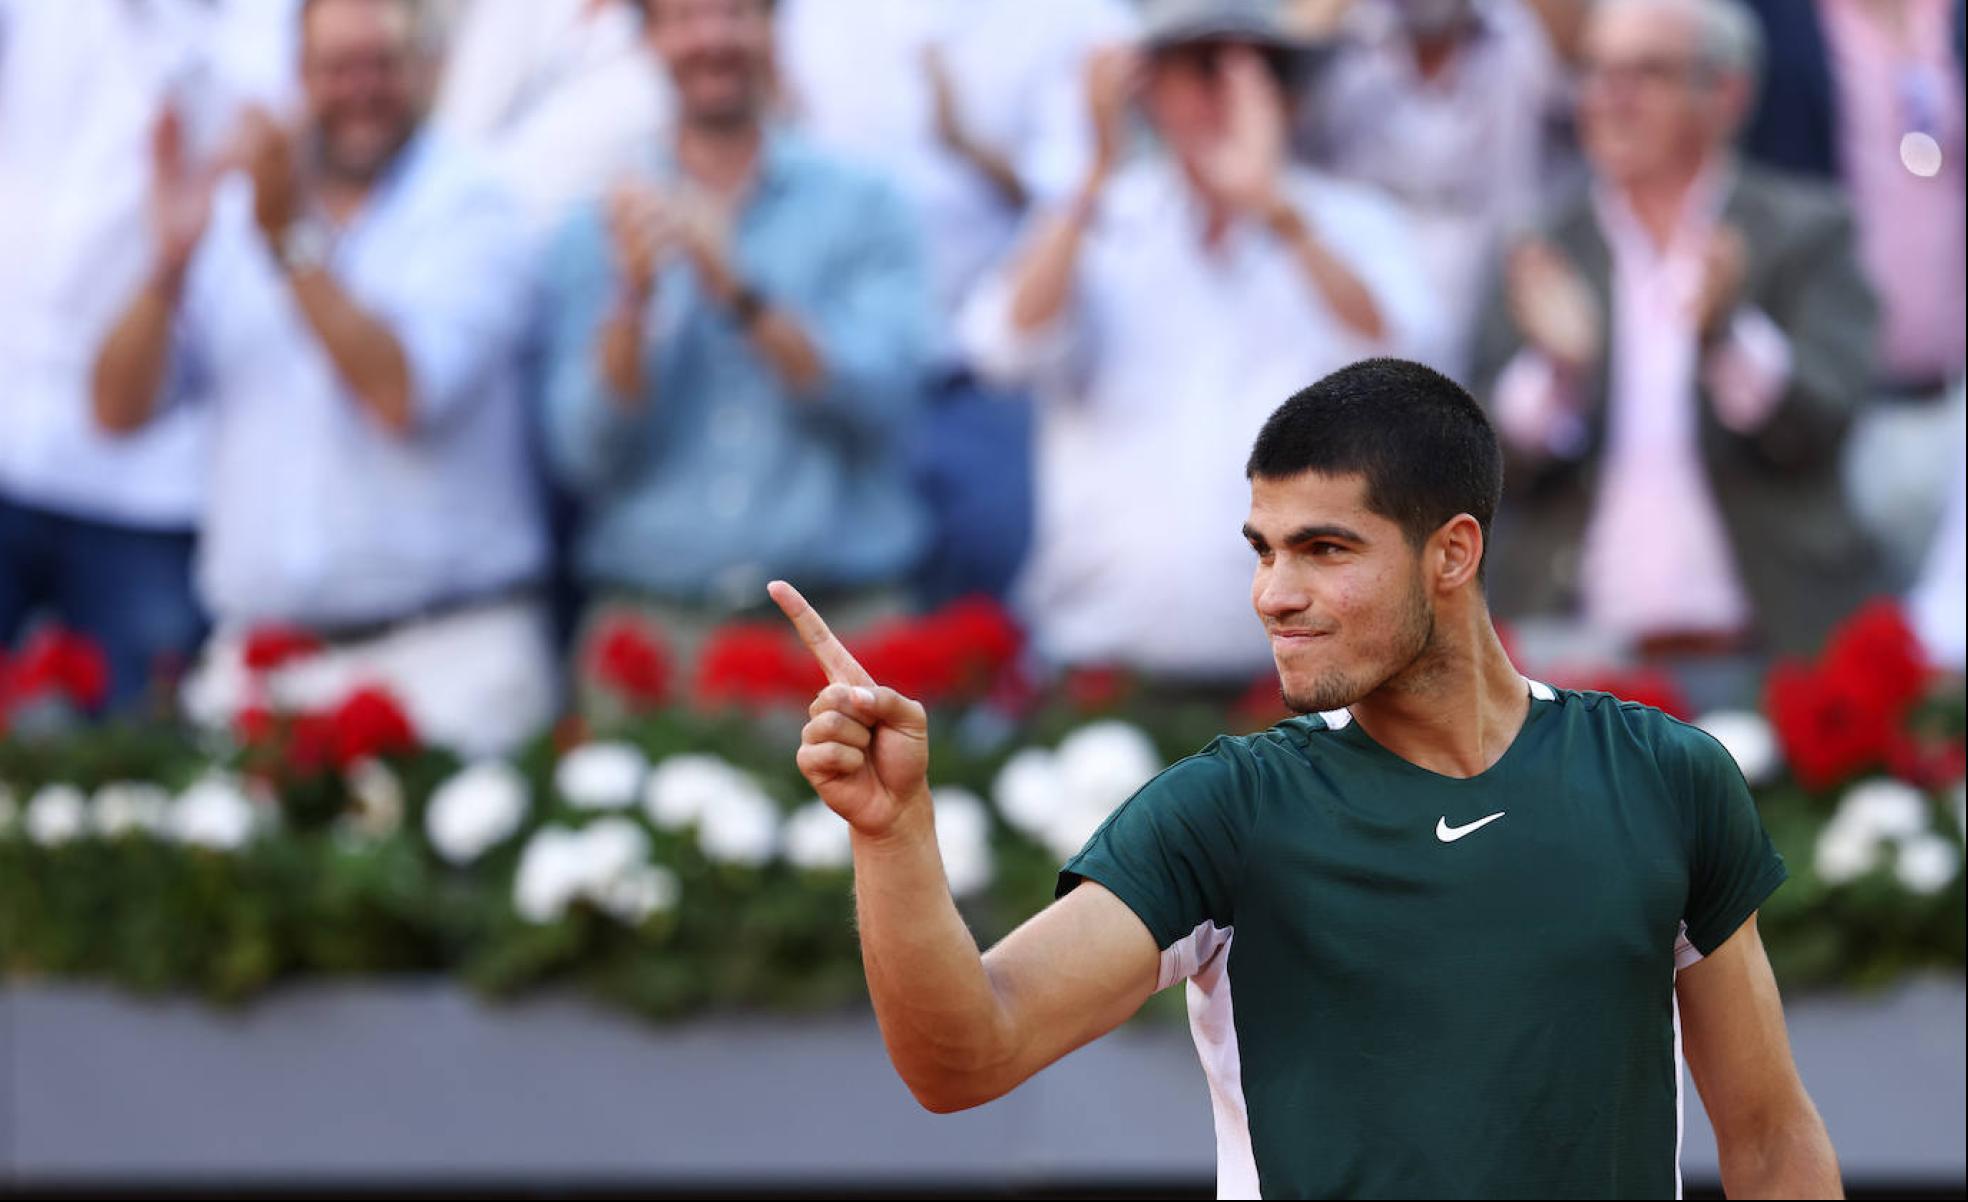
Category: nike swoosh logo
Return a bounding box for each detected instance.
[1436,811,1506,843]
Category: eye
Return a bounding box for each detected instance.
[1309,541,1344,557]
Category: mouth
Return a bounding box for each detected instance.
[1267,628,1330,644]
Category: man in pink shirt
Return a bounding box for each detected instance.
[1471,0,1881,671]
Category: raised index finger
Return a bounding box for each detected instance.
[767,580,875,688]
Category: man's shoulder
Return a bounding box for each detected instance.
[1727,163,1855,247]
[765,128,909,211]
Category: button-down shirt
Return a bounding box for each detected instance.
[541,131,931,606]
[960,160,1440,679]
[1492,164,1793,643]
[776,0,1133,357]
[1820,0,1966,384]
[172,132,546,626]
[431,0,672,238]
[0,0,294,529]
[1299,0,1568,379]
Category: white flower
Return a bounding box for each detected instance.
[992,747,1066,840]
[1894,833,1961,896]
[595,863,680,925]
[1696,710,1780,786]
[1057,721,1162,818]
[697,786,780,867]
[553,742,648,811]
[92,782,172,838]
[933,787,995,898]
[342,758,405,839]
[513,818,661,924]
[25,784,89,847]
[1814,816,1881,886]
[425,760,530,865]
[644,753,752,830]
[171,775,259,851]
[1836,779,1931,841]
[784,801,852,871]
[513,825,588,923]
[1042,802,1109,863]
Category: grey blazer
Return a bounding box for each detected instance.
[1470,165,1883,657]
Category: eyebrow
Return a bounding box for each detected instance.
[1242,523,1367,549]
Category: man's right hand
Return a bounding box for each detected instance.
[1084,44,1142,188]
[149,107,216,287]
[604,180,674,307]
[771,580,931,841]
[1507,237,1603,371]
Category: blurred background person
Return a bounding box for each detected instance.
[541,0,930,672]
[961,0,1439,687]
[1473,0,1880,704]
[1295,0,1588,380]
[430,0,673,239]
[1738,0,1966,584]
[0,0,297,715]
[775,0,1136,605]
[90,0,551,756]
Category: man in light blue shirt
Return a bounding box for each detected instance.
[93,0,552,754]
[541,0,930,635]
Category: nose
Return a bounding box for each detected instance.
[1252,559,1310,622]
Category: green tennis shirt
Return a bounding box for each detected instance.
[1058,683,1787,1199]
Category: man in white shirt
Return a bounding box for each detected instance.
[431,0,672,238]
[0,0,295,713]
[1298,0,1582,380]
[776,0,1137,604]
[960,0,1438,683]
[92,0,552,755]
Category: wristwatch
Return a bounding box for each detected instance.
[729,281,768,331]
[275,218,333,276]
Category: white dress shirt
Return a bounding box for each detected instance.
[431,0,671,238]
[961,160,1440,678]
[173,132,547,628]
[0,0,293,529]
[776,0,1134,352]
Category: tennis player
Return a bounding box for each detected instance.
[771,358,1839,1197]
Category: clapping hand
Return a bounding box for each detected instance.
[1506,237,1603,372]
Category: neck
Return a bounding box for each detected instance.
[676,116,763,198]
[318,178,370,226]
[1346,607,1530,779]
[1621,153,1709,247]
[1410,35,1462,82]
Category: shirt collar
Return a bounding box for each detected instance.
[1593,152,1737,261]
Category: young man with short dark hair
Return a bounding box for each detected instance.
[771,357,1841,1198]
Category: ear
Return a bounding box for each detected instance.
[1428,514,1485,593]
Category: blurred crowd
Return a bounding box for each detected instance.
[0,0,1962,753]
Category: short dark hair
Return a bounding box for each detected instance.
[1246,358,1503,570]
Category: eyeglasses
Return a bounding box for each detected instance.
[1580,54,1708,93]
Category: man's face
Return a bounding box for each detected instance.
[1246,471,1437,715]
[1142,39,1281,166]
[301,0,420,183]
[1577,3,1732,186]
[648,0,773,130]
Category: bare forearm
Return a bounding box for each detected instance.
[949,133,1029,210]
[1268,202,1386,343]
[1007,174,1102,334]
[851,801,1016,1111]
[598,299,651,406]
[285,268,416,436]
[92,268,182,434]
[1719,1105,1843,1199]
[748,310,825,395]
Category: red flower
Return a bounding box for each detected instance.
[587,614,671,709]
[1063,665,1131,713]
[242,626,324,673]
[1886,730,1967,792]
[4,627,108,711]
[694,623,826,709]
[234,704,278,748]
[329,686,418,768]
[1231,674,1289,732]
[286,712,340,777]
[850,622,961,703]
[1765,660,1895,792]
[1820,600,1930,719]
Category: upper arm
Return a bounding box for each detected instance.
[977,879,1163,1091]
[1676,914,1812,1139]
